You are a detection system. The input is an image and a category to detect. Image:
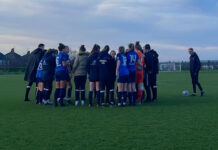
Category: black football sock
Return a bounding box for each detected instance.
[100,91,105,105]
[89,91,93,105]
[128,92,132,105]
[81,89,85,101]
[110,89,114,104]
[118,92,122,104]
[75,89,80,101]
[25,86,31,100]
[67,88,72,98]
[96,90,100,105]
[123,92,127,103]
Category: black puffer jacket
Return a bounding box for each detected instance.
[144,50,159,74]
[190,52,201,74]
[24,48,45,82]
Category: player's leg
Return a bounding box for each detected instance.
[144,73,151,102]
[25,81,34,101]
[54,81,60,107]
[59,79,66,107]
[191,73,197,96]
[109,80,115,106]
[123,82,128,106]
[117,82,123,107]
[89,81,94,107]
[36,80,44,104]
[100,80,106,106]
[65,81,73,104]
[80,76,87,106]
[96,81,100,107]
[195,73,204,96]
[44,80,53,104]
[42,80,49,104]
[151,74,157,101]
[74,76,80,106]
[136,71,144,104]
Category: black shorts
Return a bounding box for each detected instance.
[55,70,69,82]
[36,78,43,85]
[89,75,99,82]
[66,74,71,82]
[118,75,129,83]
[128,71,136,83]
[74,75,87,89]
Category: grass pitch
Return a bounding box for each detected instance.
[0,71,218,150]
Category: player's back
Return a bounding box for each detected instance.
[136,50,144,71]
[117,53,129,77]
[36,57,45,78]
[127,50,138,71]
[56,52,68,72]
[98,51,112,81]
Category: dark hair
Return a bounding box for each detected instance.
[45,49,58,57]
[79,45,86,52]
[144,44,151,50]
[90,44,100,54]
[102,45,110,52]
[38,43,44,48]
[118,46,125,54]
[135,41,143,52]
[128,43,134,51]
[58,43,65,51]
[189,48,194,51]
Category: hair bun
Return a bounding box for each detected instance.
[58,43,65,51]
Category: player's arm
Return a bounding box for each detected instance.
[72,56,79,74]
[136,58,142,70]
[116,60,120,76]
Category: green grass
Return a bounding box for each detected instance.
[0,71,218,150]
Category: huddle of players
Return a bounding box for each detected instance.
[25,41,159,107]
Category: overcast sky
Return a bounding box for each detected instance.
[0,0,218,61]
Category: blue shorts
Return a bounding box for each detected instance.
[55,70,69,82]
[117,75,129,83]
[128,71,136,83]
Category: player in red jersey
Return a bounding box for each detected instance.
[135,41,145,104]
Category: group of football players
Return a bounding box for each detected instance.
[24,41,159,107]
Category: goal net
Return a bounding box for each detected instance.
[159,62,182,72]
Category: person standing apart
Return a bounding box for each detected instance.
[188,48,205,96]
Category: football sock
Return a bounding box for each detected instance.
[89,91,93,105]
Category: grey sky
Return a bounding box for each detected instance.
[0,0,218,61]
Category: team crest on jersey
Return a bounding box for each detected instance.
[100,59,107,64]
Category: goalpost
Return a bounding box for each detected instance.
[159,62,182,72]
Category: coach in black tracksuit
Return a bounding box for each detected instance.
[189,48,204,96]
[98,45,114,106]
[143,44,159,102]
